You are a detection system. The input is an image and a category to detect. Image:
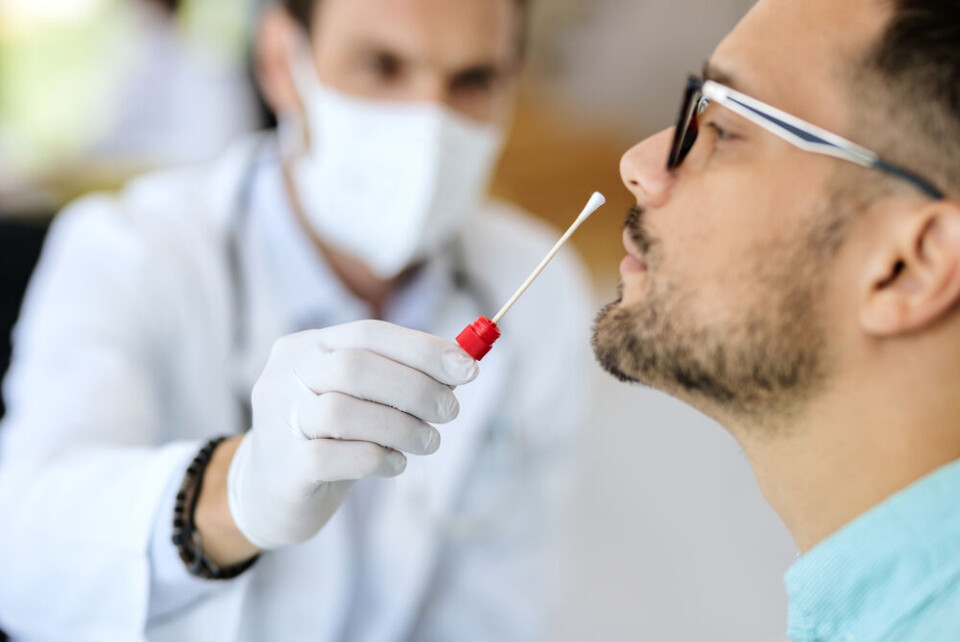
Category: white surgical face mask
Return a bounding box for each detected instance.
[283,40,505,279]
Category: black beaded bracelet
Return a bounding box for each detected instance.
[172,437,259,580]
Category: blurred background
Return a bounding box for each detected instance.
[0,0,796,639]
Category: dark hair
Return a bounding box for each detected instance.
[857,0,960,197]
[283,0,316,29]
[146,0,180,13]
[281,0,531,57]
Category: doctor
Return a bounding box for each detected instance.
[0,0,591,640]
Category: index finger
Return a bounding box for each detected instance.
[310,320,479,386]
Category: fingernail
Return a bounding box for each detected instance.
[437,391,460,423]
[423,429,441,454]
[388,451,407,475]
[443,349,479,383]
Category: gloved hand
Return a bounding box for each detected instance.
[227,320,479,550]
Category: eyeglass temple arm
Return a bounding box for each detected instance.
[704,81,944,200]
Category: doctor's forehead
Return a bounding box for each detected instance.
[708,0,893,132]
[309,0,520,69]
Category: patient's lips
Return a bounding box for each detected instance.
[620,229,647,275]
[620,254,647,275]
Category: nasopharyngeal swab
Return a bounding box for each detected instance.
[456,191,606,361]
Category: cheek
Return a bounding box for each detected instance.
[656,186,748,284]
[816,224,866,353]
[313,51,366,96]
[636,145,839,322]
[649,180,799,321]
[448,82,516,125]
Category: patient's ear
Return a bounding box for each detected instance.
[860,200,960,336]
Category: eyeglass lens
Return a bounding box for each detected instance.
[667,82,703,170]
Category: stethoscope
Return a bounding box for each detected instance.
[223,140,530,538]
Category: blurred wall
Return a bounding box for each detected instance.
[0,0,259,215]
[539,0,758,139]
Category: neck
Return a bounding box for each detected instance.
[281,163,406,317]
[730,364,960,553]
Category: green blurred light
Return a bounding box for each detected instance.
[0,0,125,173]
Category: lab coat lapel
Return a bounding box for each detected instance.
[358,287,513,642]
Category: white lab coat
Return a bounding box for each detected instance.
[0,137,592,642]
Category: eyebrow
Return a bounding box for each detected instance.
[702,60,741,91]
[354,40,511,75]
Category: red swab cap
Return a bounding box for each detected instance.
[456,316,501,361]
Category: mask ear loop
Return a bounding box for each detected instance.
[276,112,305,161]
[284,27,317,102]
[277,27,318,161]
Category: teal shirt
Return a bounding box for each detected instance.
[785,458,960,641]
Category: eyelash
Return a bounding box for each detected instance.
[707,122,735,141]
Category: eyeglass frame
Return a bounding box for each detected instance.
[667,76,944,201]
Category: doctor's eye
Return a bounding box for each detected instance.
[450,66,500,95]
[367,52,404,83]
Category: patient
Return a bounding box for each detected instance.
[594,0,960,639]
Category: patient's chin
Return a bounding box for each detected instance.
[591,300,641,384]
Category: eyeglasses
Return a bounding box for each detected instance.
[667,76,944,200]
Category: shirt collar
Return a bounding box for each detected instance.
[785,457,960,641]
[249,140,455,333]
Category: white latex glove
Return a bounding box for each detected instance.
[227,320,479,550]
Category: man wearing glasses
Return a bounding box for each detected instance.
[595,0,960,638]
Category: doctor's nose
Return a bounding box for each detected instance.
[399,73,447,108]
[620,128,676,209]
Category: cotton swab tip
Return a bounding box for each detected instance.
[578,192,606,222]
